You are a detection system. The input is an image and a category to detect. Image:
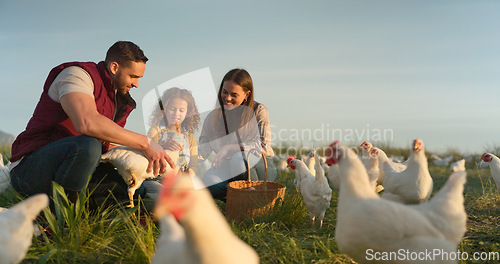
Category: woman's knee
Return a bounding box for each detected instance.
[229,151,257,176]
[202,169,224,186]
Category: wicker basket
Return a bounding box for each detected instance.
[226,149,286,221]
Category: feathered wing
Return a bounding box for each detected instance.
[380,142,433,204]
[488,155,500,191]
[298,156,332,227]
[293,169,301,189]
[0,194,49,264]
[297,160,317,206]
[375,147,407,173]
[326,164,341,191]
[314,151,325,179]
[154,170,259,264]
[380,161,405,202]
[306,151,316,175]
[333,145,462,263]
[313,153,332,203]
[0,167,10,194]
[101,146,159,207]
[152,213,198,264]
[371,147,406,186]
[277,157,289,174]
[411,171,467,244]
[450,159,466,172]
[0,154,11,194]
[362,153,380,190]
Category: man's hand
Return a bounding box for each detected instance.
[143,139,175,176]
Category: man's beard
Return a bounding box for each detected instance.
[113,71,129,95]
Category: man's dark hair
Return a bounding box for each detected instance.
[105,41,148,66]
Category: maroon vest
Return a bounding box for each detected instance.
[10,61,136,162]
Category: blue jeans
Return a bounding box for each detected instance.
[10,135,102,197]
[202,152,278,200]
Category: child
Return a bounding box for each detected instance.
[143,87,200,199]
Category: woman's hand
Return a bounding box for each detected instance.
[164,137,182,151]
[211,146,230,169]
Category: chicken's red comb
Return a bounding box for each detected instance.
[159,170,179,196]
[413,139,423,151]
[325,141,340,165]
[360,141,372,149]
[287,155,297,165]
[481,152,492,162]
[330,141,340,147]
[157,169,187,220]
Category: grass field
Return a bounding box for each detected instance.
[0,146,499,263]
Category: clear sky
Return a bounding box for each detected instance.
[1,0,499,155]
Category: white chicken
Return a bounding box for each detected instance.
[480,153,500,191]
[287,155,302,189]
[389,155,405,163]
[101,146,168,208]
[276,154,289,175]
[359,141,380,191]
[300,154,309,164]
[464,154,475,163]
[328,141,467,264]
[326,143,382,193]
[450,159,466,173]
[152,169,259,264]
[324,145,340,191]
[305,150,316,175]
[321,163,329,176]
[152,212,190,264]
[359,141,373,161]
[317,155,327,167]
[288,155,332,228]
[0,194,49,264]
[369,146,407,186]
[377,139,433,204]
[0,154,11,194]
[363,153,380,192]
[432,154,454,167]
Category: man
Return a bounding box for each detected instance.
[9,41,173,201]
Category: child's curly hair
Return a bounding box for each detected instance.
[148,87,200,134]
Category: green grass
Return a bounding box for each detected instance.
[0,146,498,263]
[0,182,158,264]
[228,164,499,264]
[0,144,11,165]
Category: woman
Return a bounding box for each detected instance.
[198,69,277,201]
